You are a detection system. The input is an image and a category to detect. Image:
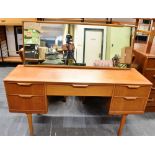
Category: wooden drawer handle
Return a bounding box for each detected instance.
[72,84,88,88]
[148,98,154,102]
[153,75,155,78]
[126,85,140,89]
[18,95,33,98]
[123,97,137,100]
[151,87,155,90]
[17,83,32,86]
[1,20,6,23]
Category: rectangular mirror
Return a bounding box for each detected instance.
[23,21,134,68]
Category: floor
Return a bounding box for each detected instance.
[1,66,155,136]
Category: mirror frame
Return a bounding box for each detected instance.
[22,20,136,69]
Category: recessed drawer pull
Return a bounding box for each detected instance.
[151,87,155,90]
[72,84,88,88]
[127,85,140,89]
[17,83,32,86]
[153,75,155,78]
[18,95,33,98]
[1,20,6,23]
[148,98,154,102]
[123,97,137,100]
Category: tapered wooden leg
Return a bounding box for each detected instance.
[117,114,127,136]
[62,96,66,102]
[26,114,33,136]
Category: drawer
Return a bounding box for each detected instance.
[146,58,155,68]
[143,70,155,86]
[114,85,151,97]
[46,84,113,96]
[5,82,45,95]
[7,95,47,113]
[109,97,147,114]
[147,92,155,106]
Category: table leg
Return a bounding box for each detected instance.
[117,114,127,136]
[62,96,66,102]
[26,114,33,136]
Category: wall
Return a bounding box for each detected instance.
[6,26,17,56]
[74,25,107,63]
[63,24,68,44]
[24,29,40,45]
[106,27,131,60]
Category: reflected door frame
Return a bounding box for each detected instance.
[83,28,104,64]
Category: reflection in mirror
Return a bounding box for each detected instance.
[24,22,133,68]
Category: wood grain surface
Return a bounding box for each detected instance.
[4,65,152,85]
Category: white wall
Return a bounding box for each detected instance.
[63,24,68,44]
[74,25,107,63]
[6,26,18,56]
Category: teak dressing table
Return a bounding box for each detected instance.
[3,65,152,136]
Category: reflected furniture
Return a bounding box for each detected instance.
[133,18,155,111]
[134,44,155,111]
[4,65,151,136]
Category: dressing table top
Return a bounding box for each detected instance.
[4,65,152,85]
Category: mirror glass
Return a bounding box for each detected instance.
[23,21,133,68]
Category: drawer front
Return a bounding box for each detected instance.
[5,82,45,95]
[143,70,155,86]
[147,91,155,106]
[109,97,147,114]
[46,84,113,96]
[7,95,47,113]
[146,58,155,68]
[114,85,151,97]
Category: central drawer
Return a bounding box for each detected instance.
[5,82,45,95]
[109,97,147,114]
[114,85,151,97]
[46,84,113,96]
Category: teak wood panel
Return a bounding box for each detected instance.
[5,82,45,95]
[0,18,37,25]
[3,65,152,115]
[109,97,148,114]
[114,85,151,97]
[7,95,47,113]
[46,84,113,96]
